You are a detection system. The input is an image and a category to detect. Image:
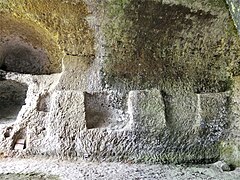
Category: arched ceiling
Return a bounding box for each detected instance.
[0,0,95,74]
[0,13,61,74]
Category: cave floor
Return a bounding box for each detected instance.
[0,157,240,180]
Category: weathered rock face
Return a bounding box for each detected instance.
[227,0,240,35]
[0,13,62,74]
[0,0,240,165]
[103,0,238,90]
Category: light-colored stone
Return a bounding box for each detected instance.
[56,55,102,92]
[42,90,86,157]
[14,139,25,150]
[0,0,239,165]
[127,89,166,133]
[195,92,230,136]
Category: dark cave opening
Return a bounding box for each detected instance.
[0,37,52,75]
[0,80,28,124]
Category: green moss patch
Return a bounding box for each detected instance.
[102,0,240,93]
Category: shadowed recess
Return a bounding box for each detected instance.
[0,13,62,74]
[0,80,27,124]
[1,0,95,57]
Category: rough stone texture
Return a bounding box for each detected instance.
[0,0,240,167]
[0,37,53,74]
[196,92,230,139]
[127,90,166,134]
[221,76,240,166]
[0,0,94,56]
[84,91,128,130]
[0,13,62,74]
[226,0,240,34]
[1,158,240,180]
[0,72,61,154]
[38,91,86,157]
[56,55,102,92]
[0,172,58,180]
[102,0,239,88]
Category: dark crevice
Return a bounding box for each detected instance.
[0,80,28,124]
[37,92,51,112]
[161,90,173,129]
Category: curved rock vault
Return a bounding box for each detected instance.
[0,0,240,166]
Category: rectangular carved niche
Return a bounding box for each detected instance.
[84,92,128,130]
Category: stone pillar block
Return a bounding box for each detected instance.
[196,92,229,124]
[45,90,86,156]
[194,92,230,138]
[221,76,240,166]
[127,89,166,134]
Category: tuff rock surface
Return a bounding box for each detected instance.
[0,0,240,166]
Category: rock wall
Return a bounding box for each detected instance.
[226,0,240,35]
[0,0,240,165]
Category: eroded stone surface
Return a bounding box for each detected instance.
[226,0,240,34]
[127,89,166,134]
[221,76,240,166]
[0,14,62,74]
[0,0,239,166]
[0,158,240,180]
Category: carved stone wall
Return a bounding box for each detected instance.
[0,0,240,165]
